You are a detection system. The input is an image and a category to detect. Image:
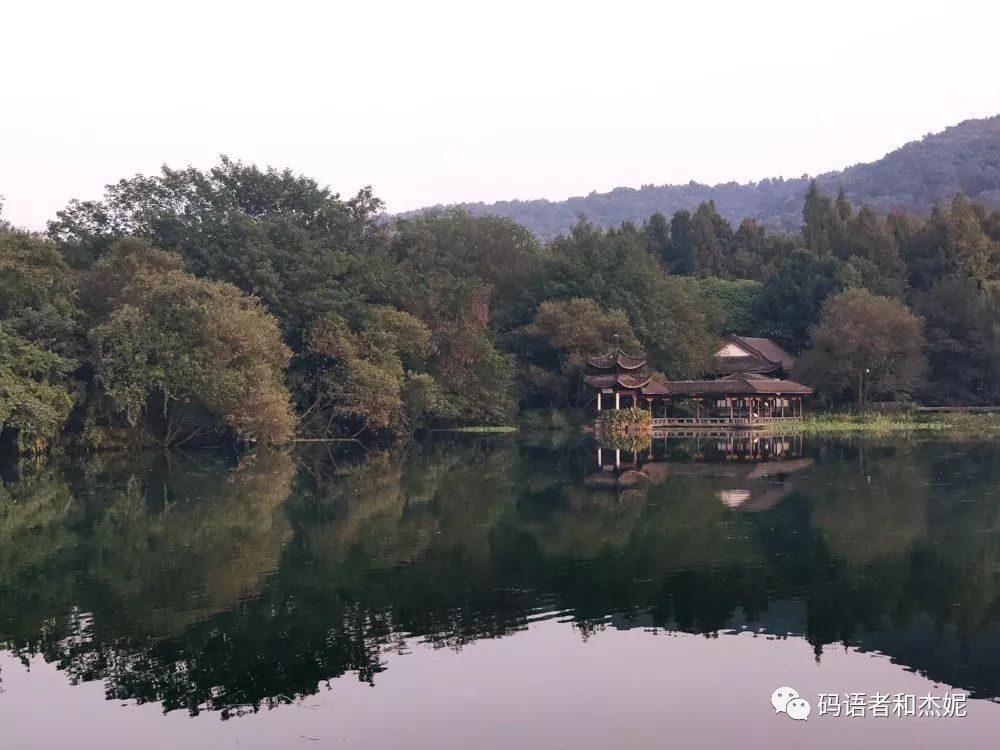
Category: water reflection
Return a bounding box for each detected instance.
[592,434,813,512]
[1,436,1000,721]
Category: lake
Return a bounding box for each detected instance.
[1,433,1000,748]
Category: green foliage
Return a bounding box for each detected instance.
[755,249,845,352]
[10,151,1000,456]
[799,288,926,405]
[302,309,443,434]
[0,231,80,356]
[530,220,719,378]
[49,156,381,333]
[86,239,294,445]
[695,278,764,336]
[909,277,1000,405]
[600,406,653,441]
[518,298,641,406]
[0,325,77,453]
[386,209,543,331]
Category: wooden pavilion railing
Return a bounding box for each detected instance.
[650,416,804,428]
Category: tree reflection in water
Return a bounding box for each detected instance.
[1,435,1000,716]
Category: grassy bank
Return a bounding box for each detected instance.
[771,412,1000,437]
[431,426,519,434]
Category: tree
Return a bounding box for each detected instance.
[385,210,543,332]
[86,239,294,445]
[0,230,80,357]
[690,202,726,278]
[799,288,926,405]
[0,325,77,454]
[909,277,1000,405]
[696,278,764,336]
[938,194,998,283]
[0,229,80,454]
[755,249,845,352]
[665,209,694,275]
[519,298,642,406]
[802,180,843,255]
[300,307,443,435]
[840,206,907,298]
[530,220,719,377]
[643,212,671,271]
[49,157,383,334]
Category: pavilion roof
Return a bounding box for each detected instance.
[585,348,648,371]
[582,373,653,390]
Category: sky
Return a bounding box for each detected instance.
[3,0,1000,229]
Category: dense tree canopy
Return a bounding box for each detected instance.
[5,155,1000,454]
[799,289,926,405]
[517,298,642,407]
[529,220,719,378]
[83,239,295,446]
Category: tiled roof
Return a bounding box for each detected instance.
[583,372,810,396]
[664,374,813,396]
[586,348,648,370]
[582,373,653,390]
[714,355,782,375]
[731,336,796,370]
[640,377,670,396]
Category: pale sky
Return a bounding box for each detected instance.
[3,0,1000,229]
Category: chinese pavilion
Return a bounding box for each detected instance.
[583,341,813,427]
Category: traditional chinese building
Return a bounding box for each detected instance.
[583,340,813,428]
[582,348,669,411]
[714,335,796,378]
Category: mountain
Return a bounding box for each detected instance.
[415,116,1000,240]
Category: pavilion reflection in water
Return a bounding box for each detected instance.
[591,433,812,512]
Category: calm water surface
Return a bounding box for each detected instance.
[2,434,1000,748]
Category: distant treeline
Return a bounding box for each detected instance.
[3,157,1000,453]
[429,115,1000,238]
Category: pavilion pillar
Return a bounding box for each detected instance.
[615,449,621,468]
[615,392,620,410]
[597,447,602,467]
[597,392,602,414]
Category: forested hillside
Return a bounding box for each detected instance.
[430,116,1000,239]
